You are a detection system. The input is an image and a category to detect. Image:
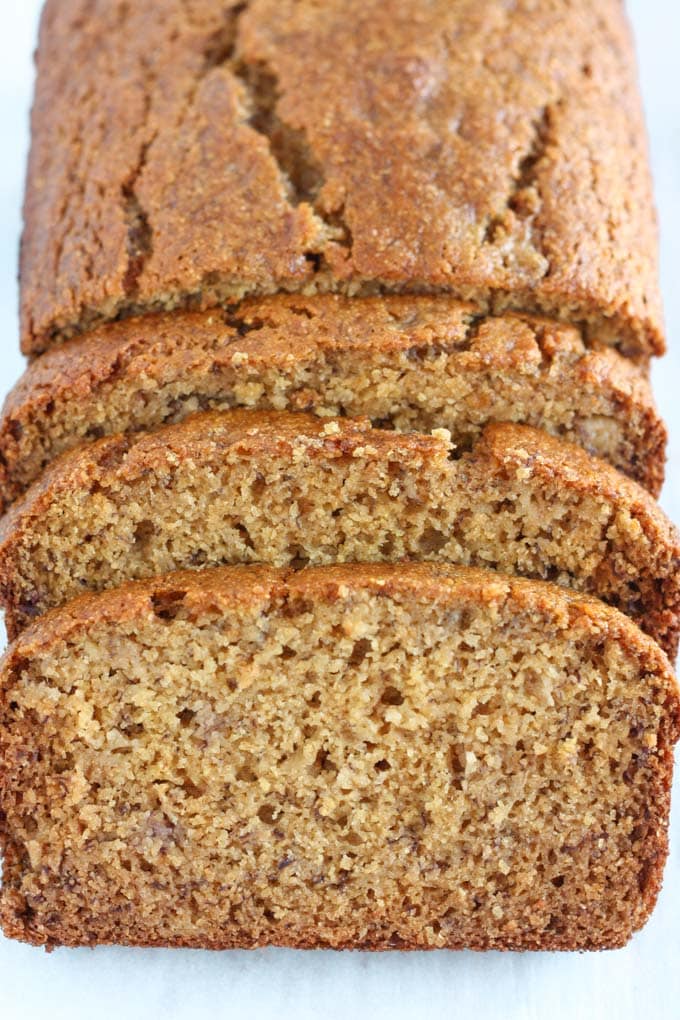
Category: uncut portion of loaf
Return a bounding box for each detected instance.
[0,296,665,511]
[22,0,661,354]
[1,410,677,654]
[1,564,677,950]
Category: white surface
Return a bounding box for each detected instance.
[0,3,678,1017]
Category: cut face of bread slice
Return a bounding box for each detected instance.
[1,410,677,656]
[1,564,677,950]
[0,297,665,513]
[23,2,661,354]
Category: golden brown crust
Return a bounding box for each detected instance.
[6,0,675,956]
[22,1,662,355]
[0,296,665,510]
[0,411,677,653]
[3,562,675,672]
[479,422,670,518]
[1,563,678,950]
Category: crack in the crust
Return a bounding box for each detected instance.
[202,2,248,72]
[287,304,317,320]
[510,106,551,209]
[231,58,354,267]
[197,3,351,260]
[193,5,332,213]
[405,311,486,363]
[121,50,157,298]
[461,312,486,349]
[222,300,318,334]
[173,2,249,126]
[232,60,326,209]
[120,1,344,306]
[122,137,155,297]
[483,105,553,265]
[222,306,268,336]
[319,202,353,254]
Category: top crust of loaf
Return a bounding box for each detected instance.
[22,0,662,354]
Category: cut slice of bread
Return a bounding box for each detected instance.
[0,410,677,655]
[1,563,677,950]
[0,296,665,513]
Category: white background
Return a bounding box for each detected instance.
[0,3,678,1018]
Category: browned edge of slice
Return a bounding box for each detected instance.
[0,408,677,655]
[0,296,665,513]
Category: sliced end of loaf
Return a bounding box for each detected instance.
[1,564,677,949]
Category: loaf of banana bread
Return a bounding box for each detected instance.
[3,0,674,960]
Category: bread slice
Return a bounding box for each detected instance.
[0,296,665,513]
[1,563,677,950]
[23,1,661,354]
[1,409,677,655]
